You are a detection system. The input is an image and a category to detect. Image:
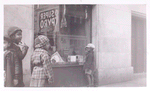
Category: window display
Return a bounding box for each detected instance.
[34,5,92,64]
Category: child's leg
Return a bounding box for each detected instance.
[30,79,38,87]
[91,74,94,86]
[86,74,92,86]
[38,79,45,87]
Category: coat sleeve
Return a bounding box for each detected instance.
[42,54,54,83]
[4,51,10,71]
[4,55,7,71]
[5,52,14,86]
[86,52,95,70]
[30,55,34,74]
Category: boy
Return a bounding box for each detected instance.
[30,35,54,87]
[7,26,29,87]
[4,35,20,87]
[83,43,95,87]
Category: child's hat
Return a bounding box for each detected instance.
[7,26,22,37]
[4,33,11,42]
[34,35,50,48]
[85,43,95,49]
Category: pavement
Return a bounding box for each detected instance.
[100,73,147,87]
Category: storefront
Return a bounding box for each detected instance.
[34,5,93,87]
[4,4,146,87]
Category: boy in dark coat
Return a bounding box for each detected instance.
[4,35,20,87]
[7,26,29,87]
[83,43,95,87]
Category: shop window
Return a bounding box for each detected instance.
[34,5,92,62]
[57,5,92,61]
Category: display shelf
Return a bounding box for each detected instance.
[52,62,84,67]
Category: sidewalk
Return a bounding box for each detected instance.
[100,73,146,87]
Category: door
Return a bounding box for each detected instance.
[131,15,146,73]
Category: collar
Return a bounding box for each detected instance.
[4,50,7,54]
[35,48,49,54]
[13,43,19,46]
[4,50,11,57]
[86,50,94,56]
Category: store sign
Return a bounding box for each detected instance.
[39,9,58,30]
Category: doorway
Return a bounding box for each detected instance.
[131,13,146,73]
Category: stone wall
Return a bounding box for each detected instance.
[92,5,134,85]
[92,4,146,85]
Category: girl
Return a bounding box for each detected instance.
[4,35,20,87]
[83,43,95,87]
[30,35,54,87]
[7,26,29,87]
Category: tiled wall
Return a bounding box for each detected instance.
[4,5,34,86]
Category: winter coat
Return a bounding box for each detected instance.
[30,48,54,87]
[83,50,95,71]
[4,49,20,87]
[9,43,25,87]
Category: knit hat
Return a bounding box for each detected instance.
[7,26,22,37]
[4,31,11,42]
[34,35,50,48]
[4,33,11,42]
[85,43,95,49]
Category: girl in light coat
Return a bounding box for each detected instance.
[30,35,54,87]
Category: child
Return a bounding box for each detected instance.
[4,35,20,87]
[7,26,29,87]
[83,43,95,87]
[30,35,54,87]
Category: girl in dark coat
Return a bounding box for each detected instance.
[7,26,29,87]
[83,43,95,87]
[4,35,20,87]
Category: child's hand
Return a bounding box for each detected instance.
[48,78,54,84]
[21,43,29,56]
[22,43,29,51]
[85,69,92,75]
[13,79,18,86]
[88,70,92,75]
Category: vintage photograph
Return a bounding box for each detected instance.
[4,4,146,87]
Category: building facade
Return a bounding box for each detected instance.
[4,4,146,87]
